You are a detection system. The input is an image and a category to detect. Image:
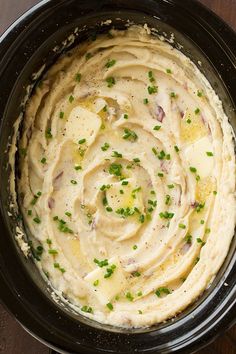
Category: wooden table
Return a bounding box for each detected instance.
[0,0,235,353]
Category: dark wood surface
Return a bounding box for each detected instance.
[0,0,235,353]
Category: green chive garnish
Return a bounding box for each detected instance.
[33,217,41,224]
[105,59,116,68]
[48,249,58,255]
[189,166,197,173]
[106,77,115,87]
[179,223,186,229]
[106,302,113,310]
[78,138,86,144]
[75,73,81,82]
[69,95,74,103]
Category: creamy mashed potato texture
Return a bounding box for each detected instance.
[17,26,236,327]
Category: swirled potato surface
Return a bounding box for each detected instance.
[17,26,236,327]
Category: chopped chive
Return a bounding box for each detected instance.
[179,223,186,229]
[46,238,52,245]
[94,258,108,267]
[195,202,205,213]
[206,151,213,156]
[165,194,171,205]
[105,59,116,68]
[185,234,192,244]
[74,165,82,171]
[93,279,99,286]
[189,166,197,173]
[186,119,192,124]
[41,157,46,164]
[106,302,113,310]
[104,264,116,278]
[159,211,174,219]
[200,219,205,224]
[168,184,174,189]
[27,210,32,216]
[213,190,217,195]
[152,147,158,155]
[75,73,81,82]
[195,108,200,114]
[121,180,128,186]
[196,174,200,181]
[174,145,179,152]
[112,151,122,158]
[155,287,171,297]
[45,128,53,139]
[143,98,149,104]
[205,228,211,234]
[148,85,158,94]
[123,113,129,119]
[100,184,111,191]
[148,71,155,82]
[85,53,92,61]
[102,197,108,206]
[109,163,122,176]
[166,154,171,160]
[158,150,165,160]
[59,111,64,119]
[78,138,86,144]
[70,180,77,185]
[106,77,115,87]
[101,142,110,151]
[81,305,93,313]
[69,95,74,103]
[126,292,134,301]
[33,217,41,224]
[197,238,205,245]
[166,68,172,74]
[153,125,161,131]
[106,206,113,212]
[123,128,138,142]
[65,212,72,217]
[133,271,141,277]
[133,158,140,163]
[197,90,203,97]
[170,92,177,98]
[48,249,58,255]
[120,189,124,194]
[139,214,145,223]
[158,172,164,177]
[133,244,138,250]
[137,291,142,296]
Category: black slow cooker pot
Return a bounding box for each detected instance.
[0,0,235,353]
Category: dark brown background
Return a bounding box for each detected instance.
[0,0,235,353]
